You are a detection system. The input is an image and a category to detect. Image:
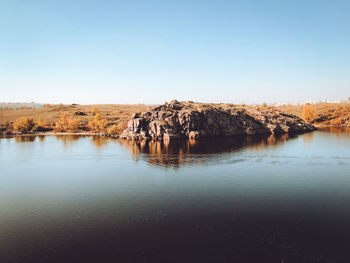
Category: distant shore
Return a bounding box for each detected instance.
[1,102,349,137]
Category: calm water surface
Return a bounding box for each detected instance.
[0,128,350,262]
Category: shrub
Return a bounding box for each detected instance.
[55,112,80,132]
[106,124,125,135]
[55,113,67,131]
[54,121,65,132]
[330,118,344,126]
[106,122,128,135]
[67,118,80,132]
[106,125,119,135]
[302,105,316,123]
[94,113,102,120]
[88,119,109,132]
[30,117,51,132]
[91,107,98,116]
[14,117,35,133]
[37,117,46,128]
[88,114,109,132]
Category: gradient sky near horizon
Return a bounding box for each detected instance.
[1,0,349,104]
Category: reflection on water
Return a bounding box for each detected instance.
[91,135,112,147]
[118,134,298,167]
[1,129,350,263]
[319,126,350,134]
[55,134,81,145]
[14,135,37,142]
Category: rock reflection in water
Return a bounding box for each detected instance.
[118,134,298,167]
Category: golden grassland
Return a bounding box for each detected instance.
[0,104,147,135]
[275,103,350,127]
[1,102,349,136]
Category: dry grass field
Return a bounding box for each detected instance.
[0,104,147,124]
[0,104,147,134]
[276,103,350,127]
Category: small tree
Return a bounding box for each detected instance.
[107,123,126,135]
[37,117,46,128]
[14,117,35,133]
[91,107,98,116]
[67,118,80,132]
[94,113,102,120]
[302,105,316,123]
[55,112,68,132]
[88,113,109,132]
[55,113,80,132]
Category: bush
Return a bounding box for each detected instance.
[67,118,79,132]
[91,107,98,116]
[88,119,109,132]
[37,117,46,128]
[330,118,342,126]
[88,114,109,132]
[30,117,50,132]
[302,105,316,123]
[54,113,80,132]
[14,117,35,133]
[55,113,68,132]
[94,113,102,120]
[106,124,126,135]
[107,125,119,135]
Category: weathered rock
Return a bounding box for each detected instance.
[120,101,316,140]
[74,111,87,116]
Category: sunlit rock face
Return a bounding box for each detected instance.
[120,100,316,140]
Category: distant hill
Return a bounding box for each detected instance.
[0,102,45,109]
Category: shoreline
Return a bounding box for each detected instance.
[1,125,349,139]
[0,132,120,138]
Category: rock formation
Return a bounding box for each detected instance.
[120,100,316,140]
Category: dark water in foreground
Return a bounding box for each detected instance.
[0,128,350,263]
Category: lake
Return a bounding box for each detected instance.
[1,128,350,262]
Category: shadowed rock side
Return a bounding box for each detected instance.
[120,100,316,140]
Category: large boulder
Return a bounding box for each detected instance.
[120,101,316,140]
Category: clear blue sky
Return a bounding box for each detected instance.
[1,0,349,104]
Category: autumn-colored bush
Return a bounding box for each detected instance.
[55,112,80,132]
[14,117,35,133]
[67,118,80,132]
[30,117,51,132]
[37,117,46,128]
[106,122,127,135]
[94,113,102,120]
[88,119,109,132]
[91,107,98,116]
[88,113,109,132]
[330,118,344,126]
[302,105,316,123]
[54,113,67,131]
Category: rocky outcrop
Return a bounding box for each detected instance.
[120,100,316,140]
